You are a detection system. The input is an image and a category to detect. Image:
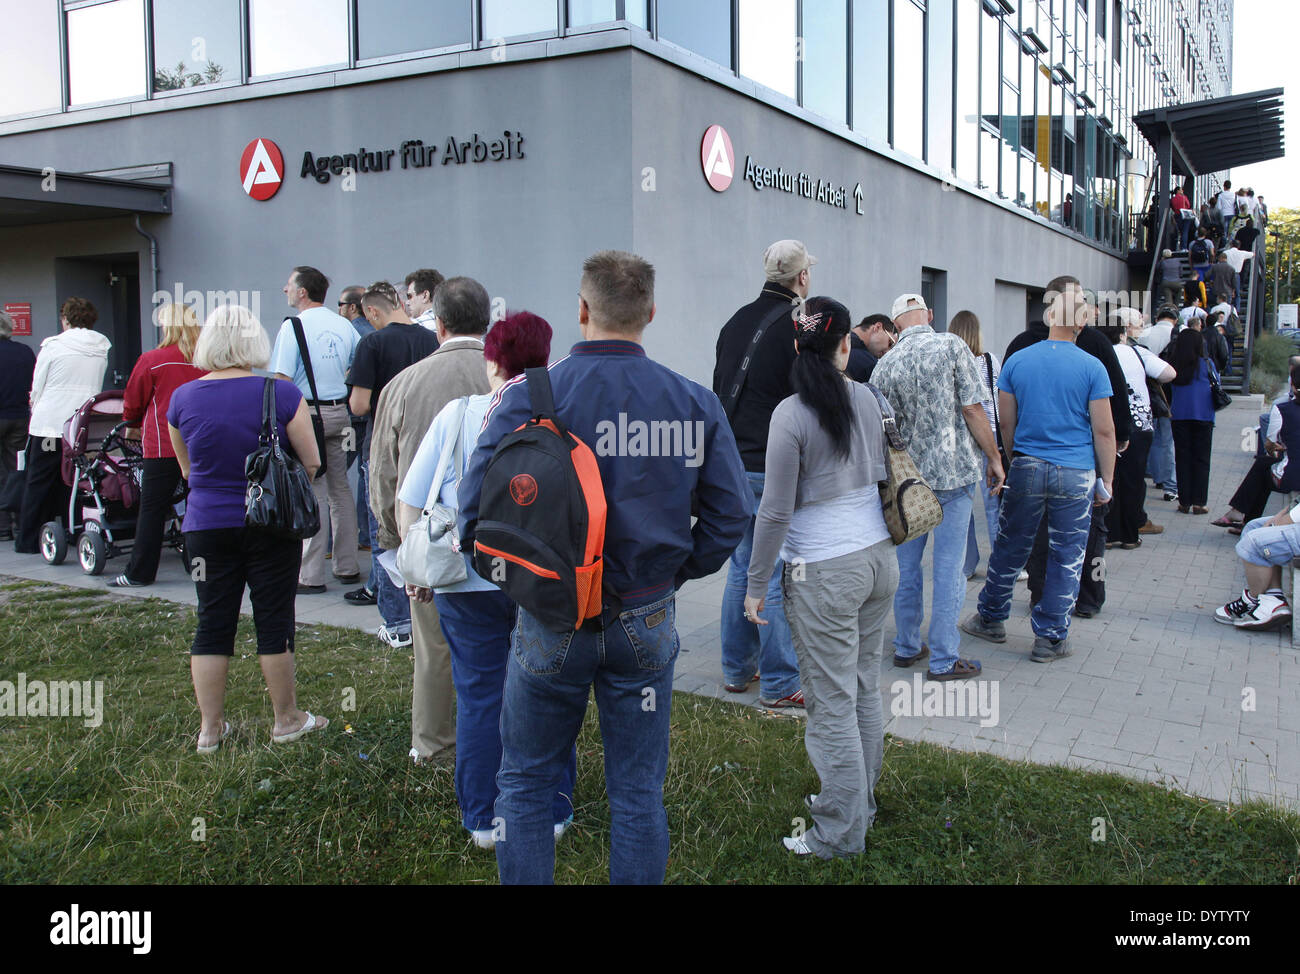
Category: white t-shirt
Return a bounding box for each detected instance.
[1178,306,1207,328]
[1138,321,1175,356]
[268,305,359,400]
[1223,247,1253,274]
[1265,405,1290,482]
[1116,343,1168,432]
[1217,190,1237,217]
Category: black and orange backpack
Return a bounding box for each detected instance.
[471,368,607,632]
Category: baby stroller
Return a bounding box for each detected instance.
[39,391,189,575]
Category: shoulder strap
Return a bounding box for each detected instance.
[288,316,323,407]
[423,397,471,511]
[721,302,794,421]
[864,383,904,450]
[524,367,569,438]
[983,352,1001,425]
[260,377,277,445]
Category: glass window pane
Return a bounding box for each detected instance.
[980,10,998,131]
[482,0,558,39]
[739,0,796,100]
[626,1,647,27]
[852,0,888,140]
[892,0,925,158]
[954,0,979,181]
[569,0,617,25]
[802,0,847,123]
[68,0,146,105]
[658,0,731,68]
[1000,81,1018,197]
[358,0,471,58]
[0,2,61,116]
[250,0,348,75]
[927,0,953,169]
[152,0,239,91]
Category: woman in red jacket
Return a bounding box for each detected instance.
[109,303,206,586]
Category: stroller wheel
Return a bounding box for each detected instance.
[40,522,68,565]
[78,530,107,576]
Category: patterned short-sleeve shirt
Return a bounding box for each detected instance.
[868,324,984,490]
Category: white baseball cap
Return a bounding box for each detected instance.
[890,293,928,320]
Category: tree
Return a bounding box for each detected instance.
[1262,207,1300,318]
[153,59,225,92]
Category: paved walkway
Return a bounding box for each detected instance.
[4,393,1297,807]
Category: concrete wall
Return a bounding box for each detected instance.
[0,46,1129,386]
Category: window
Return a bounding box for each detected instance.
[481,0,558,39]
[657,0,731,67]
[801,0,847,123]
[926,0,952,170]
[152,0,240,91]
[738,0,796,100]
[357,0,471,58]
[892,0,926,158]
[568,0,647,26]
[852,0,888,140]
[68,0,146,105]
[0,2,61,116]
[249,0,348,76]
[954,0,979,181]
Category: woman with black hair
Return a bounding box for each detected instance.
[1169,327,1218,514]
[743,295,897,860]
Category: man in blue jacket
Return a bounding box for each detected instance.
[459,250,750,885]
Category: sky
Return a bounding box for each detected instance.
[1229,0,1297,208]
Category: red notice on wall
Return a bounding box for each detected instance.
[4,302,32,336]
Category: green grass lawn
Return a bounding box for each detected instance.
[1,577,1298,884]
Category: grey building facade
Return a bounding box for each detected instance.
[0,1,1234,387]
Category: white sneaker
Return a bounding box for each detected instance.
[1216,589,1258,625]
[554,816,573,842]
[378,625,412,648]
[470,828,496,850]
[1017,570,1030,582]
[1233,593,1292,631]
[782,834,814,856]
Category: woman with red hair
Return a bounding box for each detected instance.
[397,311,576,849]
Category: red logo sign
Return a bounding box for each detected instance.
[3,302,31,336]
[239,138,284,201]
[701,124,735,192]
[509,474,538,507]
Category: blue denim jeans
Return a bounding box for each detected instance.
[964,458,1002,577]
[436,590,575,832]
[720,471,800,699]
[893,483,976,674]
[360,458,409,634]
[496,593,679,885]
[1147,416,1177,492]
[978,457,1094,641]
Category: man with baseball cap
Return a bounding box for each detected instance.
[868,293,1005,681]
[710,239,816,708]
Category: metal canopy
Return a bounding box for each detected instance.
[0,164,171,228]
[1134,88,1285,177]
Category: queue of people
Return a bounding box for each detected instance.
[0,235,1275,883]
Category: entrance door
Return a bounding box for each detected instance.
[54,255,142,389]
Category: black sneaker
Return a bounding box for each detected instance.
[344,586,377,606]
[297,583,327,595]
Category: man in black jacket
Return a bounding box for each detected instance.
[845,313,895,382]
[1005,292,1132,617]
[710,240,811,708]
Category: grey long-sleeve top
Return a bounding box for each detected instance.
[747,380,891,599]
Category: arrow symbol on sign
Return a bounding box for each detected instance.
[853,183,864,215]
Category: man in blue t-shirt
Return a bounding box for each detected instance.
[962,275,1116,661]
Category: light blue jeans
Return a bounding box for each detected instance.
[1147,416,1177,493]
[978,457,1094,641]
[964,458,1002,577]
[893,483,976,675]
[720,471,800,699]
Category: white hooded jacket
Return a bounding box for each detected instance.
[28,328,112,438]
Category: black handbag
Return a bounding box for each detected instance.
[245,378,321,540]
[288,315,329,478]
[1209,360,1232,411]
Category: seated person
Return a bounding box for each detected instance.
[1213,365,1300,531]
[1215,498,1300,632]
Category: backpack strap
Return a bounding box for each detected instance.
[525,367,568,437]
[721,302,796,421]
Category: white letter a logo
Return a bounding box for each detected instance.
[705,131,732,180]
[243,140,281,194]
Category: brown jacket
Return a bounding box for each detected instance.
[368,337,490,549]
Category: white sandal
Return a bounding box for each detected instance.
[271,712,328,744]
[196,721,231,754]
